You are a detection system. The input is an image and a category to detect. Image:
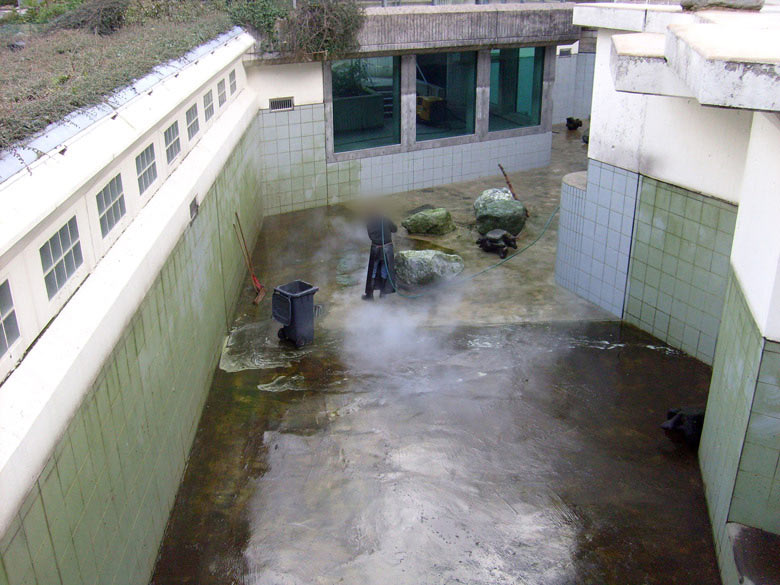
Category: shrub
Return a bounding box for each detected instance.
[280,0,363,58]
[228,0,364,58]
[227,0,286,47]
[47,0,129,35]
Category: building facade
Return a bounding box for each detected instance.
[554,4,780,584]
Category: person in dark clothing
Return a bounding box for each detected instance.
[364,215,398,300]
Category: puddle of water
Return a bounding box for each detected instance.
[153,320,720,585]
[256,374,305,392]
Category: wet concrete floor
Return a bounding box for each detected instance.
[151,126,721,584]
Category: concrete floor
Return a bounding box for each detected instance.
[150,126,721,585]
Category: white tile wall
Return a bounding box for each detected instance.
[552,53,595,124]
[555,159,639,317]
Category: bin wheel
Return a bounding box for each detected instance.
[277,328,286,340]
[295,339,305,349]
[499,248,508,259]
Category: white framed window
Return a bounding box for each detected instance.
[229,69,237,94]
[204,90,214,121]
[186,104,200,140]
[0,279,20,358]
[40,216,83,300]
[217,79,227,107]
[135,143,157,195]
[164,121,181,164]
[96,173,126,238]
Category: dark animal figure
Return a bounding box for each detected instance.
[566,117,583,131]
[661,408,705,447]
[476,229,517,259]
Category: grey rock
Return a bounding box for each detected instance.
[475,197,528,235]
[681,0,762,9]
[395,250,464,287]
[473,188,513,215]
[402,207,456,236]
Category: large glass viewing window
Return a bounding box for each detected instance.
[489,47,544,132]
[416,51,477,142]
[332,56,401,153]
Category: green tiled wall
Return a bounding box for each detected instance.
[624,177,737,364]
[699,271,764,585]
[0,117,264,585]
[730,339,780,533]
[256,105,329,215]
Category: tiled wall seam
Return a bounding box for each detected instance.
[624,177,737,365]
[730,338,780,533]
[555,158,639,317]
[258,104,553,216]
[0,118,265,585]
[699,270,764,585]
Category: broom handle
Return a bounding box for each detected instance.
[234,213,256,276]
[233,223,254,276]
[498,164,519,200]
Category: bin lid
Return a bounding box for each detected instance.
[274,280,319,298]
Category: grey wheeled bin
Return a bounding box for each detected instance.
[272,280,319,348]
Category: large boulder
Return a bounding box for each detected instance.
[402,207,456,235]
[395,250,464,287]
[473,187,528,235]
[473,188,513,214]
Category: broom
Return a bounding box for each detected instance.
[234,212,265,304]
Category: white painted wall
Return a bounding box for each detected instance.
[588,29,753,204]
[247,61,324,110]
[552,52,595,124]
[731,112,780,341]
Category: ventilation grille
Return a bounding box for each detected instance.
[269,97,294,112]
[559,48,572,57]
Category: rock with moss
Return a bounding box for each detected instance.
[394,250,464,287]
[474,188,512,213]
[401,208,456,236]
[474,188,527,235]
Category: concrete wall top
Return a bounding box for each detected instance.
[357,2,580,53]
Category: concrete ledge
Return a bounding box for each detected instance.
[562,170,587,191]
[610,32,695,98]
[574,3,688,34]
[357,3,580,54]
[665,22,780,110]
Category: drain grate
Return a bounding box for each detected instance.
[269,97,294,112]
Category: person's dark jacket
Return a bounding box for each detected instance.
[367,216,397,246]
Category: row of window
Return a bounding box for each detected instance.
[331,48,545,153]
[0,68,240,362]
